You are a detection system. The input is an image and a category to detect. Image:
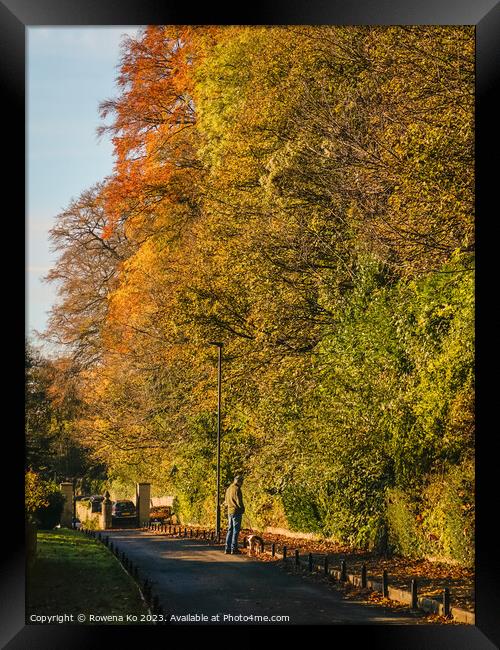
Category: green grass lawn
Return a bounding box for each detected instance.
[27,528,149,624]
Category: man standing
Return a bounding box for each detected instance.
[224,475,245,554]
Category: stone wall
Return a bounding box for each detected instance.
[76,501,101,529]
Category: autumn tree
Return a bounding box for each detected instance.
[43,26,475,564]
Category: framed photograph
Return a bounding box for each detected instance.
[4,0,499,646]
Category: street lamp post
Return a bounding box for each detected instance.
[209,342,223,538]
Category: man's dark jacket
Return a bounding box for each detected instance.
[224,480,245,515]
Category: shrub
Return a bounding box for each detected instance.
[35,484,65,530]
[386,488,425,558]
[421,460,474,567]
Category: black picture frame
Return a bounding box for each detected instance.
[5,0,499,646]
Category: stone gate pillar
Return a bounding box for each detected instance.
[136,483,151,526]
[100,490,113,530]
[60,482,74,528]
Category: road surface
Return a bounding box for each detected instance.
[104,529,423,625]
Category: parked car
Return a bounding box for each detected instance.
[112,500,136,519]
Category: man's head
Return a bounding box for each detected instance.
[233,475,243,486]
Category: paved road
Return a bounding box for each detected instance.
[105,529,422,625]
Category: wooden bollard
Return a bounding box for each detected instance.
[340,559,347,581]
[382,570,389,598]
[324,556,329,575]
[361,564,367,588]
[271,543,276,557]
[411,579,418,609]
[443,588,451,618]
[283,546,287,561]
[308,553,313,572]
[295,549,300,566]
[189,528,193,538]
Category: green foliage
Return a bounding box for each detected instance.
[35,483,65,530]
[386,488,425,558]
[25,469,50,515]
[421,460,475,567]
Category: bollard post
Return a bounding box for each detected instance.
[411,579,418,610]
[295,549,300,566]
[271,543,276,557]
[443,588,451,618]
[361,564,367,588]
[190,528,193,538]
[382,570,389,598]
[184,527,187,537]
[308,553,313,572]
[324,556,329,576]
[340,559,347,582]
[283,546,287,561]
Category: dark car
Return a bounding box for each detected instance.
[112,500,136,518]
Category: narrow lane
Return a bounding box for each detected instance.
[104,530,422,625]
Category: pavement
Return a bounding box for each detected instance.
[103,529,424,625]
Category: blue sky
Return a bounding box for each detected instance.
[27,26,141,346]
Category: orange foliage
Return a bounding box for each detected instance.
[99,26,218,234]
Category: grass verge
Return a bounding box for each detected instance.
[27,528,148,624]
